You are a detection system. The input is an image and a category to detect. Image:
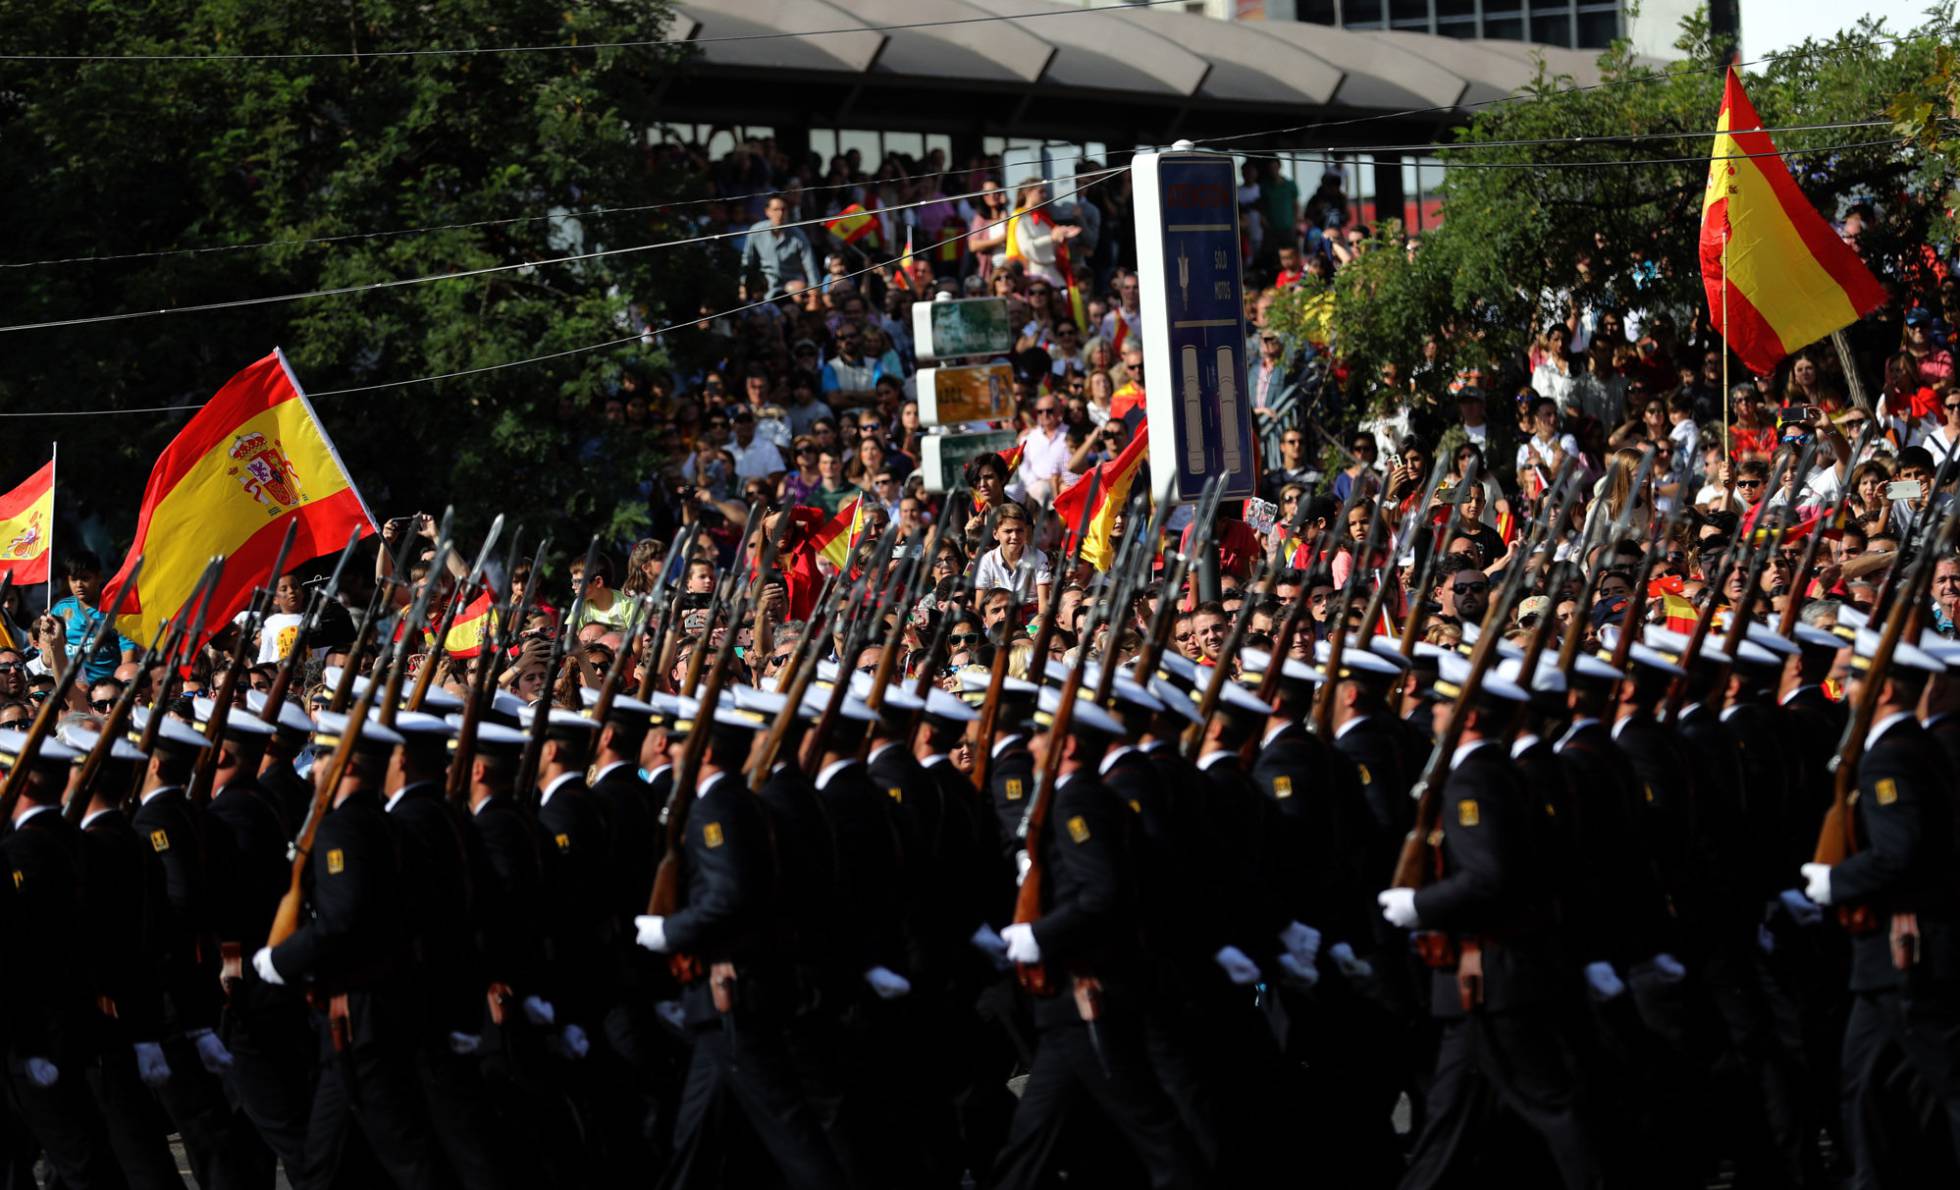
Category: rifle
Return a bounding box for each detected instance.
[1024,474,1099,692]
[1513,468,1589,683]
[1311,498,1386,737]
[516,534,598,802]
[635,524,695,701]
[681,506,763,697]
[801,525,901,774]
[1395,459,1472,662]
[1255,484,1337,707]
[0,557,140,823]
[63,617,172,823]
[1092,480,1175,709]
[1779,422,1874,638]
[1554,449,1655,674]
[131,559,223,770]
[185,521,302,805]
[374,511,453,728]
[409,515,504,712]
[262,528,363,716]
[1129,476,1226,688]
[267,646,381,950]
[1390,494,1544,890]
[1813,502,1959,869]
[749,573,853,789]
[1011,634,1091,1001]
[449,531,541,805]
[331,524,422,714]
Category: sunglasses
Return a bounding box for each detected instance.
[1452,582,1490,594]
[91,699,116,713]
[1036,407,1060,417]
[0,662,22,673]
[768,654,795,668]
[1736,479,1764,489]
[0,717,27,729]
[948,632,982,646]
[29,690,49,702]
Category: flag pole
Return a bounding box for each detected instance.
[1721,226,1731,460]
[46,441,56,610]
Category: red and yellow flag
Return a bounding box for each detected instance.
[103,351,376,646]
[1648,577,1699,635]
[1700,68,1886,375]
[1053,419,1149,571]
[826,204,881,249]
[0,460,55,586]
[444,592,496,658]
[812,496,862,571]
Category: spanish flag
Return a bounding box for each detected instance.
[812,496,863,571]
[826,204,881,249]
[1700,68,1886,375]
[103,351,376,647]
[0,459,55,586]
[1648,577,1699,635]
[1053,419,1149,572]
[444,591,496,658]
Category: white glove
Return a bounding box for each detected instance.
[23,1057,58,1089]
[251,947,285,987]
[1778,888,1824,927]
[1799,863,1833,907]
[1583,961,1626,1002]
[1278,921,1322,969]
[1329,941,1374,980]
[634,915,669,953]
[654,1000,687,1031]
[189,1029,233,1074]
[1378,888,1419,929]
[969,923,1009,963]
[556,1024,590,1060]
[132,1041,172,1088]
[447,1032,481,1056]
[1014,850,1031,882]
[1275,952,1320,987]
[522,995,556,1026]
[1651,952,1686,982]
[1213,945,1262,986]
[1001,922,1041,964]
[864,966,912,1000]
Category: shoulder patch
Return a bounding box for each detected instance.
[1643,784,1655,804]
[1127,798,1141,814]
[1457,799,1480,828]
[1066,815,1091,844]
[887,785,903,804]
[1357,763,1372,786]
[703,822,724,849]
[149,829,170,853]
[325,848,345,875]
[1004,778,1024,801]
[10,870,20,889]
[1875,777,1898,806]
[1273,775,1294,799]
[554,833,571,853]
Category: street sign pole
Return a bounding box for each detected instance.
[1134,148,1257,505]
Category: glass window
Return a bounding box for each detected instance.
[1298,0,1338,22]
[1387,0,1433,24]
[1483,15,1525,40]
[926,134,953,166]
[1434,0,1475,15]
[809,129,838,169]
[882,131,925,162]
[1575,9,1621,47]
[1531,11,1574,46]
[838,129,881,170]
[1345,0,1384,22]
[1434,16,1476,37]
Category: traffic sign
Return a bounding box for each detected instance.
[919,429,1019,494]
[913,296,1014,364]
[917,363,1014,426]
[1134,149,1257,503]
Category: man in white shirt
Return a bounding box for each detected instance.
[727,408,786,484]
[1014,396,1071,504]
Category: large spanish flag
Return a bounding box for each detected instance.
[103,351,376,646]
[1053,419,1149,572]
[0,459,55,586]
[1700,68,1886,375]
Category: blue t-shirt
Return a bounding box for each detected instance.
[50,595,135,682]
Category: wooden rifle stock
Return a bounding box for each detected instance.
[63,619,171,823]
[267,668,380,949]
[515,534,598,803]
[1011,654,1090,997]
[750,579,850,789]
[1311,501,1387,735]
[187,516,300,805]
[1129,476,1224,688]
[262,527,364,717]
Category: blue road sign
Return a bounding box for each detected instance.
[1134,150,1257,504]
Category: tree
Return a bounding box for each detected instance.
[1265,5,1957,430]
[0,0,705,560]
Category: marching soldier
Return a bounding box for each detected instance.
[252,711,444,1190]
[1379,652,1602,1190]
[1799,630,1960,1186]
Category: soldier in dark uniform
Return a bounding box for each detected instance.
[127,711,266,1190]
[522,706,614,1049]
[253,710,444,1190]
[245,690,314,840]
[991,687,1206,1190]
[193,698,308,1179]
[58,726,185,1190]
[630,697,849,1190]
[1380,652,1603,1190]
[384,711,509,1190]
[1800,630,1960,1188]
[960,670,1039,864]
[0,730,130,1190]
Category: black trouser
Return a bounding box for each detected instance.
[1399,1010,1603,1190]
[4,1059,128,1190]
[657,1018,850,1190]
[294,992,443,1190]
[83,1043,186,1190]
[412,1042,511,1190]
[991,1015,1206,1190]
[1841,986,1960,1190]
[154,1035,276,1190]
[224,979,316,1173]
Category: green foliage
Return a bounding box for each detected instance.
[1266,4,1956,429]
[0,0,700,559]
